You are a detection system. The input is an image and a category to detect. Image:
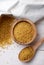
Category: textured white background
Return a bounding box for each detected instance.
[0,0,44,65]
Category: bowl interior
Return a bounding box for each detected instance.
[12,19,37,45]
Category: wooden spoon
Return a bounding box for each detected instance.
[18,38,44,62]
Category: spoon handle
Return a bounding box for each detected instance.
[32,38,44,51]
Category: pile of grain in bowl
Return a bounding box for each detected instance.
[19,46,34,61]
[13,21,35,44]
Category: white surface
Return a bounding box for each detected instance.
[0,0,18,11]
[9,3,44,22]
[0,0,44,22]
[0,46,44,65]
[36,20,44,50]
[0,0,44,65]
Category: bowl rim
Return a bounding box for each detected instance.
[11,18,37,45]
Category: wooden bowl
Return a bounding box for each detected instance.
[12,18,37,45]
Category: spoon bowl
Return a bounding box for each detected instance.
[18,46,35,62]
